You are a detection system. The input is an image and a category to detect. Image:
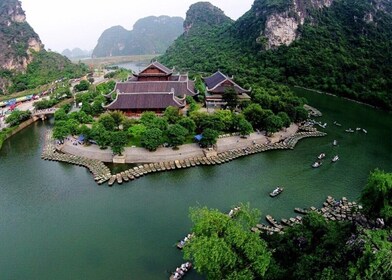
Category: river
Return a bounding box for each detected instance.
[0,89,391,279]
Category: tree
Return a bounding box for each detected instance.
[178,117,196,134]
[66,118,80,135]
[200,128,219,148]
[243,104,266,129]
[360,169,392,223]
[141,128,163,151]
[265,114,283,133]
[295,106,308,122]
[128,124,147,139]
[277,111,291,128]
[74,80,90,92]
[238,118,253,136]
[183,204,271,280]
[77,125,91,142]
[53,124,69,140]
[109,110,125,129]
[90,123,111,149]
[54,108,69,122]
[223,87,239,111]
[111,131,129,155]
[5,110,31,126]
[98,113,116,131]
[348,229,392,280]
[167,124,188,148]
[164,106,182,124]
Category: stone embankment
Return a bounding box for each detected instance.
[42,128,326,186]
[252,196,383,235]
[41,131,112,184]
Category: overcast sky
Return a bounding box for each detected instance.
[21,0,254,53]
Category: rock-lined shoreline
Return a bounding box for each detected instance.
[41,126,326,186]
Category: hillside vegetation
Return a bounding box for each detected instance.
[161,0,392,110]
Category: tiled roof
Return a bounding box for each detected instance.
[115,81,196,96]
[203,71,250,93]
[138,61,173,76]
[105,93,185,110]
[203,71,227,89]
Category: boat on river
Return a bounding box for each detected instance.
[312,161,322,168]
[294,208,309,214]
[176,233,194,249]
[269,187,284,197]
[170,262,192,280]
[356,127,361,131]
[318,153,326,159]
[362,129,367,134]
[345,128,354,133]
[332,155,339,162]
[333,140,337,146]
[266,215,283,229]
[333,121,342,126]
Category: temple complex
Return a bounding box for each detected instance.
[105,62,196,115]
[203,71,251,107]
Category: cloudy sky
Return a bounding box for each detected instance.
[21,0,254,53]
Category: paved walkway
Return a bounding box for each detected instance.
[59,124,298,164]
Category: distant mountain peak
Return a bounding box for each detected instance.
[92,15,184,58]
[184,2,233,33]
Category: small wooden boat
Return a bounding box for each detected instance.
[312,161,322,168]
[362,129,367,134]
[332,155,339,162]
[345,128,354,133]
[256,223,280,232]
[269,187,284,197]
[170,262,192,280]
[176,233,194,249]
[266,215,283,229]
[333,140,337,146]
[228,206,241,217]
[318,153,326,159]
[333,121,342,126]
[281,218,295,227]
[294,208,309,214]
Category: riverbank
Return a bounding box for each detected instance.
[293,86,380,110]
[60,124,299,163]
[0,118,36,150]
[42,124,326,186]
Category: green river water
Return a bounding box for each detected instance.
[0,89,391,279]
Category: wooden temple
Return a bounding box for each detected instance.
[203,71,251,106]
[105,61,196,115]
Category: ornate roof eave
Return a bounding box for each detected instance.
[103,89,121,109]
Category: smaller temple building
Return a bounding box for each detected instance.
[203,71,251,107]
[105,62,196,115]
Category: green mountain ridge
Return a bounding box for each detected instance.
[160,0,392,110]
[92,16,184,57]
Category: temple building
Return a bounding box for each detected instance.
[203,71,251,107]
[105,62,196,115]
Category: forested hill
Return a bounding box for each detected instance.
[92,16,184,57]
[0,0,88,95]
[160,0,392,110]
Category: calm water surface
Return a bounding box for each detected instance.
[0,89,391,279]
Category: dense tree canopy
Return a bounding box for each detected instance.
[184,204,271,280]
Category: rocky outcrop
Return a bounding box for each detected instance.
[262,0,334,49]
[0,0,43,70]
[264,13,299,49]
